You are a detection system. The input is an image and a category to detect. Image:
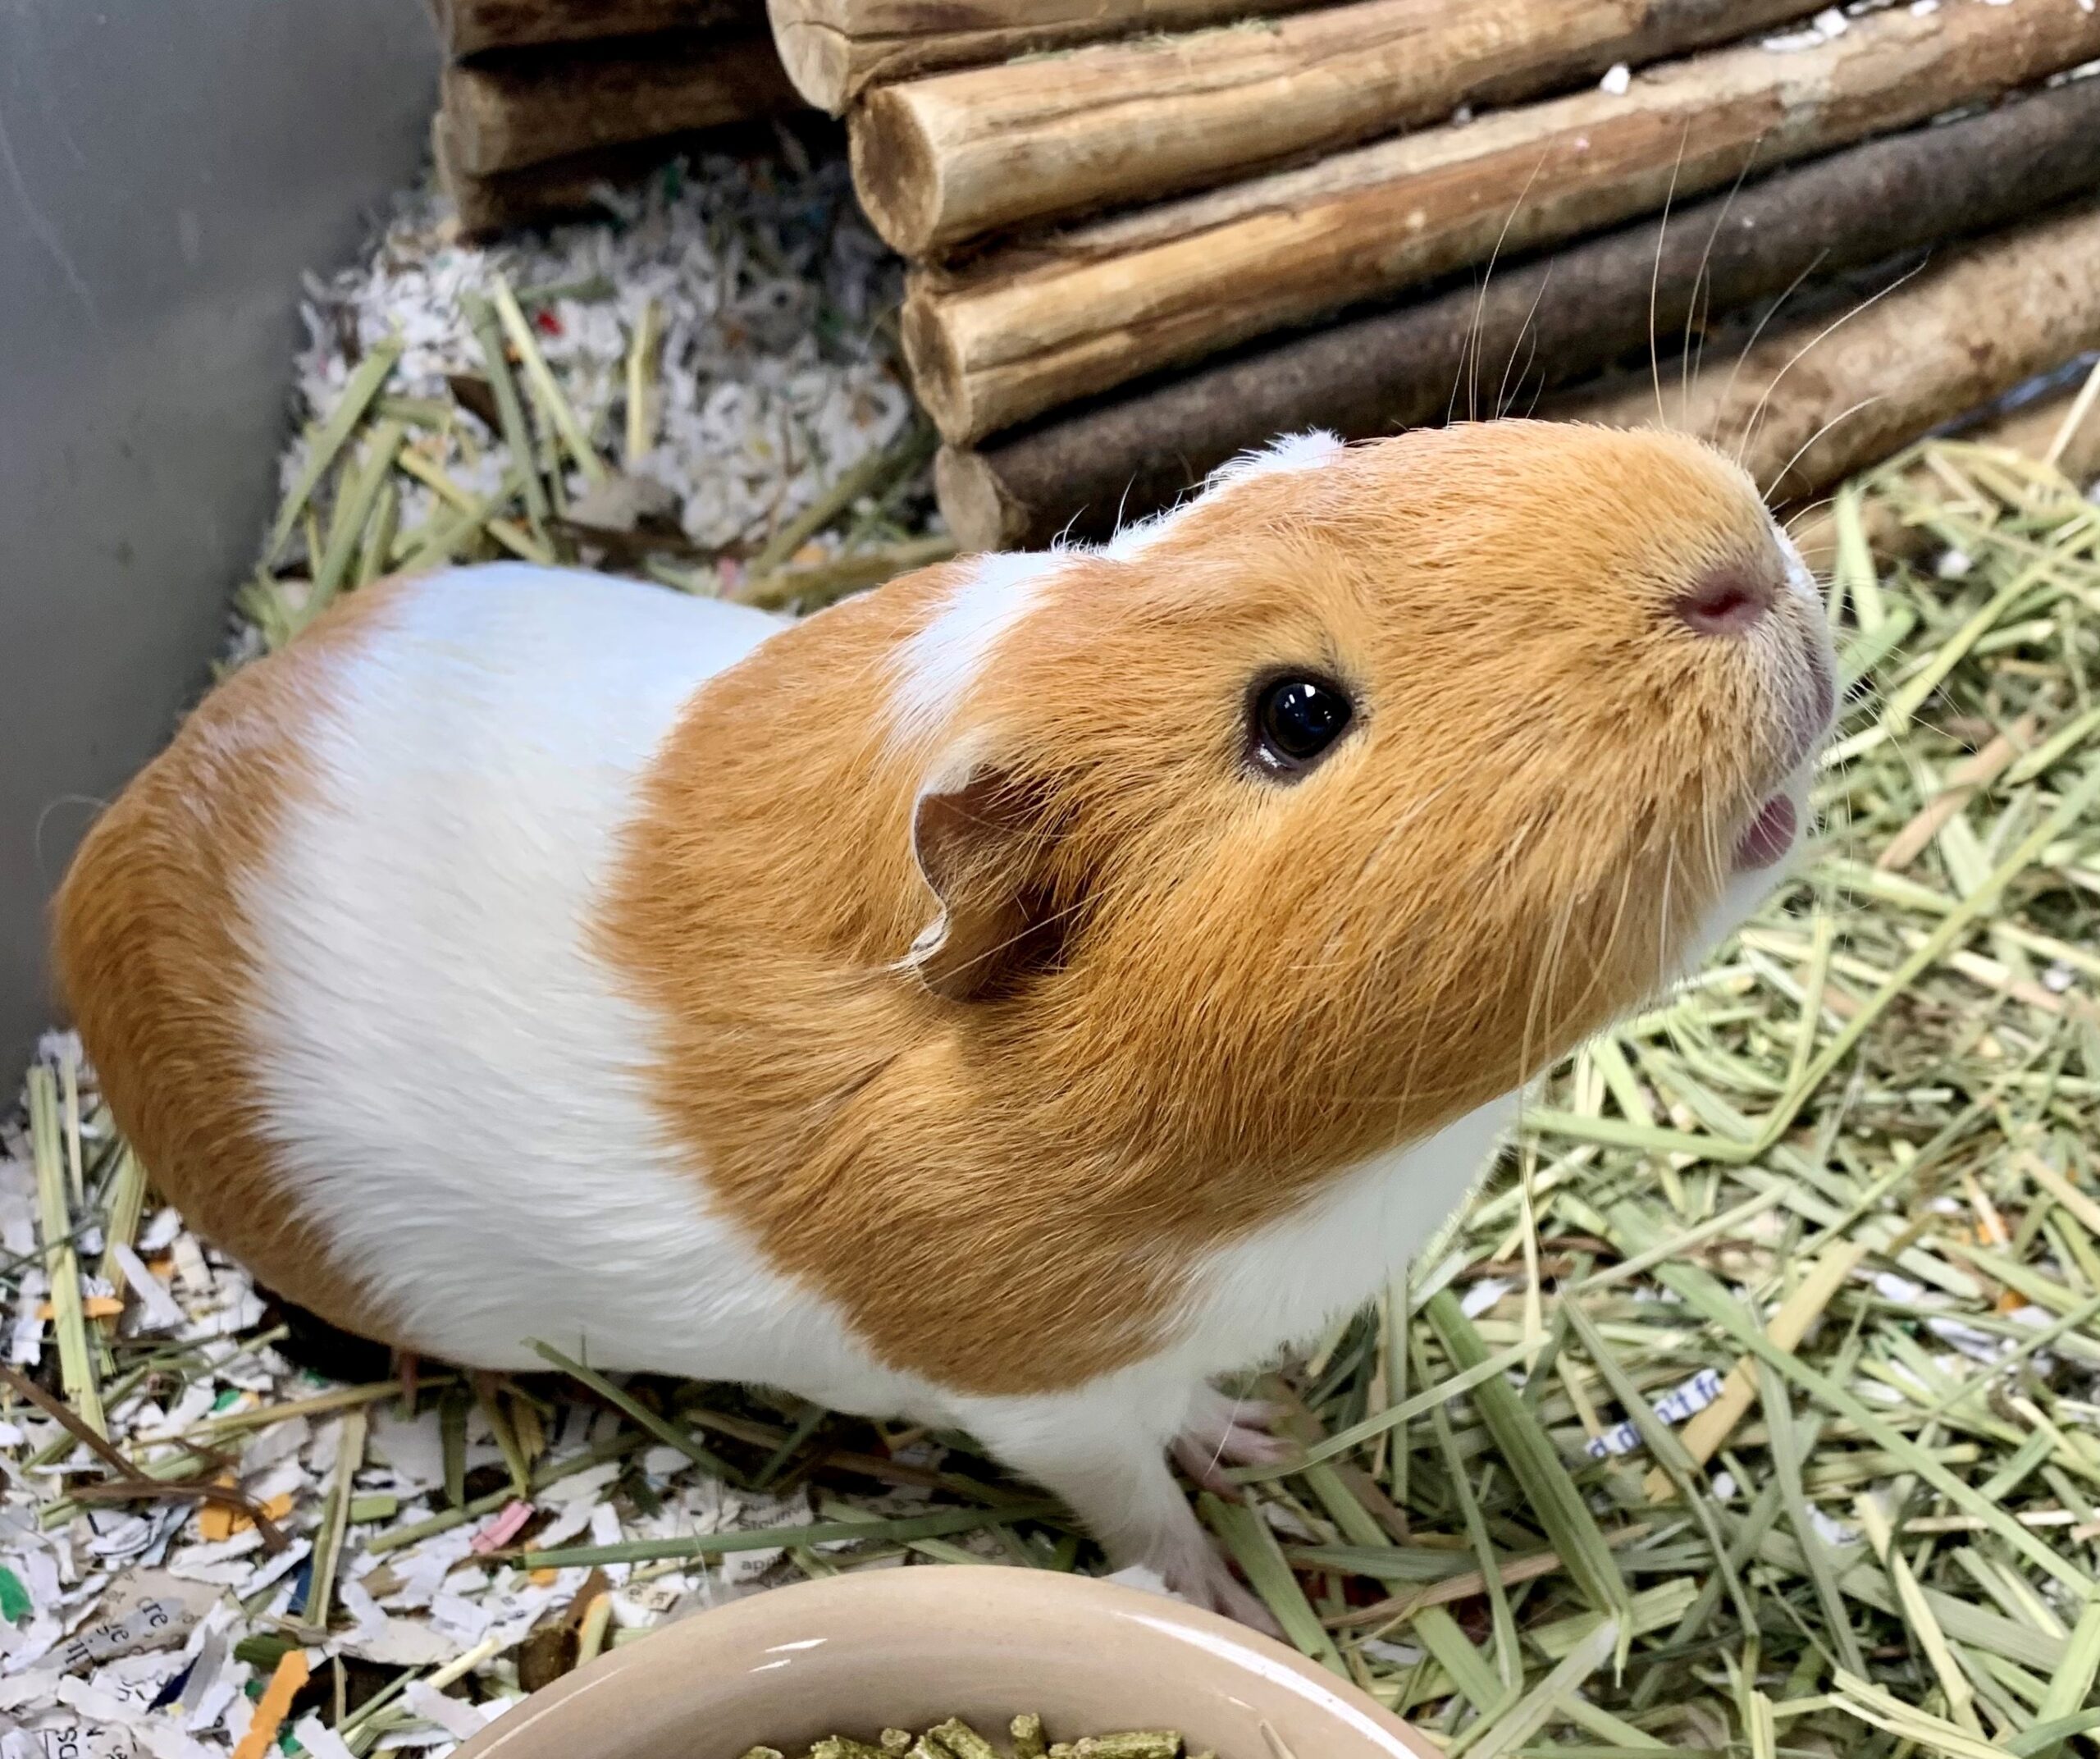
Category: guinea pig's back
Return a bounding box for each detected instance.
[55,566,787,1358]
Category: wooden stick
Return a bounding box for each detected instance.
[1564,199,2100,509]
[903,1,2100,447]
[853,0,1814,258]
[765,0,1330,116]
[934,78,2100,551]
[439,31,798,176]
[434,112,799,237]
[427,0,760,57]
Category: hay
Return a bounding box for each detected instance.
[230,141,943,662]
[7,138,2100,1754]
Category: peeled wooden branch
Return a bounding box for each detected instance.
[903,1,2100,446]
[1565,199,2100,507]
[765,0,1328,115]
[440,32,797,176]
[427,0,761,57]
[933,79,2100,552]
[853,0,1814,257]
[434,112,797,236]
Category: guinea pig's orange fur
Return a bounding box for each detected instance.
[601,423,1804,1395]
[52,579,411,1334]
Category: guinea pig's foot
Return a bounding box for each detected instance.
[1171,1431,1289,1497]
[954,1395,1285,1638]
[1173,1387,1294,1493]
[1157,1538,1285,1638]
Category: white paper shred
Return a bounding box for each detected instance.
[402,1681,495,1743]
[108,1246,186,1333]
[1584,1367,1727,1459]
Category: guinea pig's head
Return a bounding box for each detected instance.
[893,422,1834,1172]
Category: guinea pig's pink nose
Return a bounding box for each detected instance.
[1673,563,1778,637]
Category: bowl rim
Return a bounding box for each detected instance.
[454,1566,1440,1759]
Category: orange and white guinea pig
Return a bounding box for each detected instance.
[56,421,1834,1621]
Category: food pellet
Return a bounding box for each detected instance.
[929,1719,1002,1759]
[746,1719,1193,1759]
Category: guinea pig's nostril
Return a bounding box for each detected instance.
[1673,563,1778,637]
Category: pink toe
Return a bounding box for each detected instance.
[1220,1423,1296,1467]
[1171,1437,1244,1499]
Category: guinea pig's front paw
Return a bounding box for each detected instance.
[1171,1387,1294,1495]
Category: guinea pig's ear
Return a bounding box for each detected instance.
[906,747,1067,1003]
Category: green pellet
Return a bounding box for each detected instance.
[760,1717,1194,1759]
[929,1720,999,1759]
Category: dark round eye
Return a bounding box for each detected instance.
[1252,676,1354,774]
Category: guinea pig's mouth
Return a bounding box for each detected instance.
[1732,793,1799,871]
[1732,576,1837,873]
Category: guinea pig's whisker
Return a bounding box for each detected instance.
[1682,141,1763,429]
[1517,897,1579,1085]
[1731,261,1925,475]
[1495,269,1554,422]
[1712,253,1828,450]
[1762,395,1889,504]
[1453,145,1551,427]
[1781,494,1837,534]
[1647,121,1692,432]
[1655,844,1680,992]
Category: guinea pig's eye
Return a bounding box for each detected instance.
[1250,675,1354,775]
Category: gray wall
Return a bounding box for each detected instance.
[1,0,438,1067]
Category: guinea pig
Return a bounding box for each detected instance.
[54,420,1835,1623]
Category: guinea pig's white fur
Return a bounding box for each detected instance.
[56,423,1834,1622]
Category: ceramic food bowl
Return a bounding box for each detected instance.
[453,1567,1439,1758]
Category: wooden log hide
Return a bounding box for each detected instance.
[1560,199,2100,507]
[766,0,1330,115]
[851,0,1812,257]
[441,31,799,176]
[903,2,2100,446]
[434,113,799,236]
[933,78,2100,551]
[427,0,762,58]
